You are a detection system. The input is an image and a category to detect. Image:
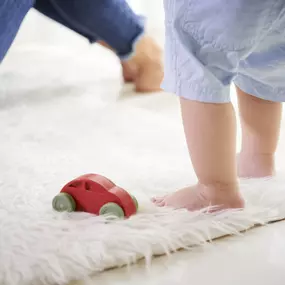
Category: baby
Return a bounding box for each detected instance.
[153,0,285,211]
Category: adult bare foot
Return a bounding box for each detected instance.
[152,184,244,212]
[98,36,163,92]
[123,35,163,92]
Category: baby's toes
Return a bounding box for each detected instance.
[151,196,166,205]
[156,199,166,207]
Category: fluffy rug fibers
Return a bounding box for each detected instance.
[1,45,285,285]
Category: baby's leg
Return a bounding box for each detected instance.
[155,0,281,211]
[154,99,244,211]
[237,87,282,178]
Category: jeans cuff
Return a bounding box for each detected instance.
[118,15,146,61]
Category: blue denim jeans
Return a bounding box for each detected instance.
[0,0,144,62]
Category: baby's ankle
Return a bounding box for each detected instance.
[198,180,238,192]
[238,152,275,178]
[197,182,244,209]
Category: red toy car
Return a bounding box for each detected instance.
[52,174,138,218]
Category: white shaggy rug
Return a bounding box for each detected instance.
[1,39,285,285]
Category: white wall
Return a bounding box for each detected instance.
[128,0,164,26]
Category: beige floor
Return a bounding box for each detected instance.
[74,221,285,285]
[3,3,285,285]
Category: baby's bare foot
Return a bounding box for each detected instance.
[152,184,244,212]
[237,153,275,178]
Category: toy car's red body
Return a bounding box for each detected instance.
[52,174,138,218]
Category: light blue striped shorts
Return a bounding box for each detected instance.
[162,0,285,103]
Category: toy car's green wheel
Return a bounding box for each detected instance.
[99,203,125,218]
[131,195,139,211]
[52,193,76,212]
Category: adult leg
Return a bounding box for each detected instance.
[0,0,34,62]
[34,0,163,92]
